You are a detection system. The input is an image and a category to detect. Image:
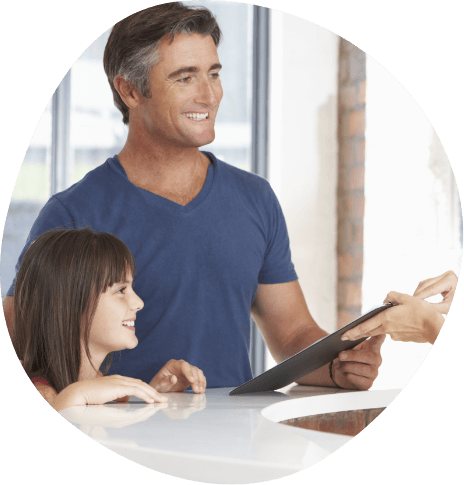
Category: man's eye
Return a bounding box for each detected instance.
[178,76,191,83]
[210,72,220,79]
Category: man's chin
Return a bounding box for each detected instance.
[184,124,216,148]
[196,132,216,148]
[172,128,216,150]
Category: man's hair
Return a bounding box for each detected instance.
[12,228,136,393]
[103,2,222,125]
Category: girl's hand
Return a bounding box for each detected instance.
[149,359,207,393]
[52,375,168,412]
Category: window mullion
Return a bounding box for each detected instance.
[250,5,270,377]
[51,70,71,195]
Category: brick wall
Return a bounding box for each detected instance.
[281,408,384,437]
[337,40,366,328]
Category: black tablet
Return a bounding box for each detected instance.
[229,303,394,395]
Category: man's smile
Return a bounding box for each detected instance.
[182,112,209,121]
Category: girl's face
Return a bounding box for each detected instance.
[88,273,144,356]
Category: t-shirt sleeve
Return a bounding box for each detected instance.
[257,188,298,284]
[6,196,76,296]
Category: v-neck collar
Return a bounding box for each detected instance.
[110,151,216,214]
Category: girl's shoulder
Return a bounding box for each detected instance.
[31,377,58,404]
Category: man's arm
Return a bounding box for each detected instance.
[3,295,14,337]
[251,280,384,389]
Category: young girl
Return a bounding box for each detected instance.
[12,228,206,411]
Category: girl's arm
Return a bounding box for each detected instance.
[34,376,168,412]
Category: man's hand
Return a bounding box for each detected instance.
[332,335,385,390]
[251,281,385,388]
[413,270,458,314]
[149,359,206,393]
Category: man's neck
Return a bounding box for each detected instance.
[117,132,212,206]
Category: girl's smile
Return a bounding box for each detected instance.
[88,274,144,357]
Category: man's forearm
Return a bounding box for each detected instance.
[292,333,337,387]
[273,325,337,388]
[296,362,335,387]
[251,281,342,388]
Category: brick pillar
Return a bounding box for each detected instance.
[337,39,366,328]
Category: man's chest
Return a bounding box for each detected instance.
[132,207,267,284]
[67,178,270,298]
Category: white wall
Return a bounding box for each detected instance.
[364,56,462,390]
[267,15,462,386]
[267,11,339,369]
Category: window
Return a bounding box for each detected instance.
[1,101,52,297]
[1,1,266,374]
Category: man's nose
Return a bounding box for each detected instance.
[196,77,220,106]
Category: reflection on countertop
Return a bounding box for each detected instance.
[60,385,400,483]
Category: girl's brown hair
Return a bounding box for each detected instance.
[12,228,136,393]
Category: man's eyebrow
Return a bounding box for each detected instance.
[168,66,199,79]
[167,63,223,79]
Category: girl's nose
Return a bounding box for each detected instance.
[131,291,144,311]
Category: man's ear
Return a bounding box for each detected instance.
[113,75,142,109]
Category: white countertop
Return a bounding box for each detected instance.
[60,385,400,483]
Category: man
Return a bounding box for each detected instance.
[4,3,383,390]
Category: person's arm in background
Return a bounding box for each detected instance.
[251,280,384,390]
[3,296,14,336]
[341,271,458,344]
[413,270,458,314]
[3,197,77,337]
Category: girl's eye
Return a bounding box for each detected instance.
[117,287,127,294]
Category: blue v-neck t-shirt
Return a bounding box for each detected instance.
[8,153,298,387]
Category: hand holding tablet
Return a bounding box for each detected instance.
[230,303,394,395]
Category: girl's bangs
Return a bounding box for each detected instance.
[96,234,137,292]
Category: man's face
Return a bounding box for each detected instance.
[137,33,223,149]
